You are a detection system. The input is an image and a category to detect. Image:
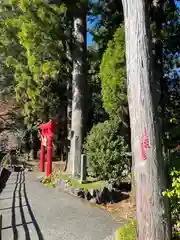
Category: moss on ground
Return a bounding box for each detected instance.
[42,169,105,190]
[115,221,136,240]
[61,174,104,190]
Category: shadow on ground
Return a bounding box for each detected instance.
[0,168,11,194]
[0,169,44,240]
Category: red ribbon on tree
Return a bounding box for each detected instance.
[141,128,150,160]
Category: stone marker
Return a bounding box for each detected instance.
[80,154,87,183]
[72,135,81,177]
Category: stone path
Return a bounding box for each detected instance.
[0,170,120,240]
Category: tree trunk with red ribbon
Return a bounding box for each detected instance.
[121,0,171,239]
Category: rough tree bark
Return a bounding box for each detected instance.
[121,0,171,239]
[131,0,164,199]
[65,14,73,171]
[69,3,87,177]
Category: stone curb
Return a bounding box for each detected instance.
[55,179,126,205]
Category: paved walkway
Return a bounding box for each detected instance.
[0,170,120,240]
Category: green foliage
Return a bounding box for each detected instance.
[115,221,136,240]
[100,24,127,120]
[0,63,14,98]
[87,47,107,129]
[165,169,180,198]
[157,2,180,151]
[84,119,130,184]
[0,0,69,127]
[163,152,180,238]
[87,0,125,130]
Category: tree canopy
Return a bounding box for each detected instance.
[0,0,69,127]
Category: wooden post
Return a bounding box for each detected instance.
[40,120,56,176]
[46,136,53,177]
[40,136,45,172]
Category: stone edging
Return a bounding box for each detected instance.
[55,179,127,205]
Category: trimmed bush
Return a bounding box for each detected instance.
[84,119,130,184]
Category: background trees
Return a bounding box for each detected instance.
[0,0,180,238]
[0,0,69,128]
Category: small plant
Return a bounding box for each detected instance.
[42,175,52,185]
[163,168,180,238]
[84,119,131,185]
[42,175,55,187]
[41,168,64,188]
[116,221,136,240]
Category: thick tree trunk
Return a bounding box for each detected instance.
[122,0,171,239]
[66,76,72,170]
[69,7,87,177]
[131,0,164,199]
[65,15,73,172]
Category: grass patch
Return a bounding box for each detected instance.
[68,177,104,190]
[59,172,105,189]
[42,168,105,189]
[115,221,136,240]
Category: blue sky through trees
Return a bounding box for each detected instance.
[87,17,94,46]
[87,1,180,46]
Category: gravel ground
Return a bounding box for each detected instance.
[0,170,122,240]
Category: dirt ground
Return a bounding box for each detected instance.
[102,196,136,223]
[25,159,66,172]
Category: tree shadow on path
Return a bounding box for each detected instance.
[0,168,11,194]
[1,169,44,240]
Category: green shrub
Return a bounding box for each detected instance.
[100,25,130,148]
[115,221,136,240]
[163,167,180,238]
[84,119,130,184]
[100,24,126,119]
